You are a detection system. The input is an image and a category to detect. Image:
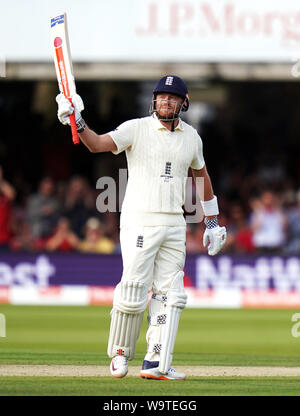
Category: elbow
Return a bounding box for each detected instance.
[89,146,98,153]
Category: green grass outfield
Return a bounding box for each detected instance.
[2,376,300,396]
[0,305,300,395]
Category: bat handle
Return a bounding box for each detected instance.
[69,113,80,145]
[67,98,79,145]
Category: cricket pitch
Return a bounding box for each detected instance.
[1,365,300,377]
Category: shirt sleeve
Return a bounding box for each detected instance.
[108,119,138,155]
[190,132,205,170]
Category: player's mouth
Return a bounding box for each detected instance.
[159,104,177,113]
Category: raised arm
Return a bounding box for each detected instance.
[78,128,117,153]
[56,93,117,153]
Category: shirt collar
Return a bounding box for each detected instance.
[151,113,184,131]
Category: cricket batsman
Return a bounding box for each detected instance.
[56,75,227,380]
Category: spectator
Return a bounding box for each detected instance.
[10,222,35,251]
[227,203,254,253]
[285,189,300,254]
[185,225,200,254]
[26,177,60,239]
[78,217,115,254]
[45,217,79,252]
[0,166,16,250]
[250,190,286,253]
[101,211,120,243]
[186,223,208,254]
[63,175,96,238]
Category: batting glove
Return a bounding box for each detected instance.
[203,219,227,256]
[56,93,84,126]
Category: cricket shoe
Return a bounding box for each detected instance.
[110,355,128,378]
[140,360,186,380]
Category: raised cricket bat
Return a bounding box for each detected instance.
[50,12,79,145]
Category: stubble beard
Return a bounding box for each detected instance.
[156,104,180,121]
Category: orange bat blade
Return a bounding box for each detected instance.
[51,13,79,145]
[54,37,79,144]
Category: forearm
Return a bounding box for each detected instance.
[78,126,117,153]
[192,165,213,199]
[202,175,216,219]
[192,166,227,255]
[202,171,214,202]
[78,125,102,153]
[192,166,215,219]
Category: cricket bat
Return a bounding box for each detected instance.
[50,12,79,145]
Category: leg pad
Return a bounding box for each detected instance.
[158,272,187,374]
[107,280,148,360]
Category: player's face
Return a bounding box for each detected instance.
[155,93,184,120]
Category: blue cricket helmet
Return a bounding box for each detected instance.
[152,75,189,112]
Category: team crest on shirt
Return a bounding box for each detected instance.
[136,235,144,248]
[160,162,173,182]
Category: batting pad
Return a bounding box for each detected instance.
[107,280,148,360]
[145,294,167,361]
[158,271,187,374]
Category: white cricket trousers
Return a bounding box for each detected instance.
[119,225,186,362]
[119,225,186,293]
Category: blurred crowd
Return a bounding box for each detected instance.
[186,186,300,255]
[1,164,300,255]
[1,80,299,255]
[0,168,118,254]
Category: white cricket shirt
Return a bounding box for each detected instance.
[108,115,205,227]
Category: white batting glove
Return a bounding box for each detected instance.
[56,93,84,126]
[203,223,227,256]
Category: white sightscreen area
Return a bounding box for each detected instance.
[1,0,300,63]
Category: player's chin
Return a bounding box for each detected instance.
[157,110,176,120]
